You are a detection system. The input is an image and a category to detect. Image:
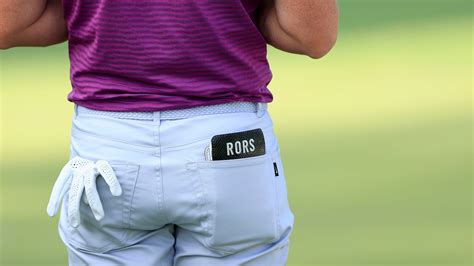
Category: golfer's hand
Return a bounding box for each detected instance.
[46,156,122,227]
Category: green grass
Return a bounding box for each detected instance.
[337,0,472,32]
[1,0,472,265]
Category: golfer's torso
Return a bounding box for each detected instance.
[62,0,273,112]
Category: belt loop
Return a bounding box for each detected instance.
[256,102,266,118]
[153,111,161,125]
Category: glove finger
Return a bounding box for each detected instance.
[68,171,85,228]
[96,160,122,196]
[82,192,89,205]
[57,177,73,208]
[46,161,73,217]
[84,170,104,221]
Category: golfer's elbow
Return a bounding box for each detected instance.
[0,23,11,48]
[0,34,13,50]
[304,31,338,59]
[0,25,18,49]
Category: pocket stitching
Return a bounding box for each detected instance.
[126,164,141,229]
[196,150,273,169]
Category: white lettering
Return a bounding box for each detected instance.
[226,142,234,156]
[234,141,242,154]
[225,139,258,156]
[249,138,255,152]
[242,140,249,153]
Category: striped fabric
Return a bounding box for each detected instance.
[62,0,273,112]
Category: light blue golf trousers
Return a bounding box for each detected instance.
[58,102,295,265]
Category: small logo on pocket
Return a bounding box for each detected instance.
[273,162,279,176]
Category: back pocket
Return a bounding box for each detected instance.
[64,161,140,253]
[193,146,280,255]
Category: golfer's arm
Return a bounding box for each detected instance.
[0,0,67,50]
[258,0,339,59]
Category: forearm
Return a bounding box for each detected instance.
[259,0,339,59]
[0,0,67,49]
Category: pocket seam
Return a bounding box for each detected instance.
[123,163,140,229]
[195,147,274,169]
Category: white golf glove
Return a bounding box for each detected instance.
[46,156,122,228]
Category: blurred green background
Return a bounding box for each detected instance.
[1,0,472,265]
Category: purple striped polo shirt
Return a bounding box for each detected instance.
[62,0,274,112]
